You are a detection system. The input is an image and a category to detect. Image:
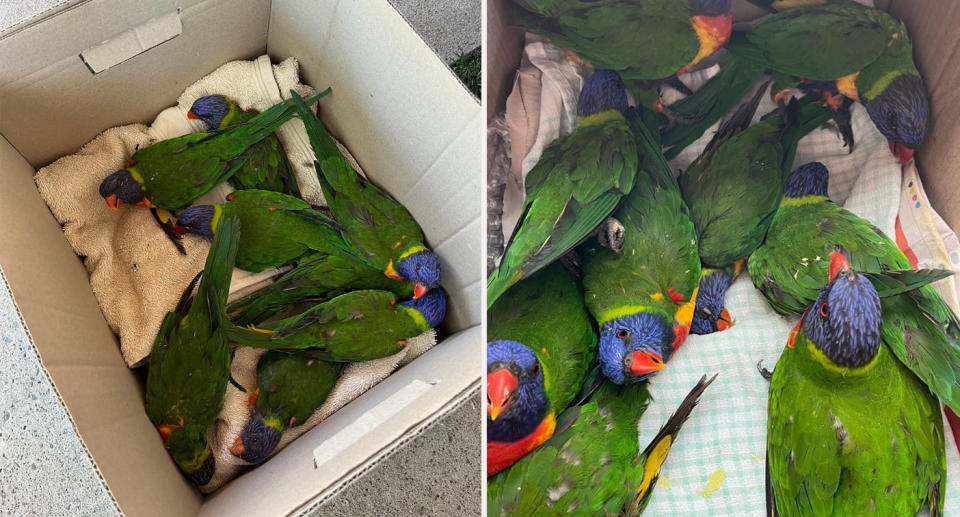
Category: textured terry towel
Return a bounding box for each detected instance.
[501,37,960,515]
[33,55,438,490]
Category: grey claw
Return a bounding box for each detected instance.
[757,360,773,381]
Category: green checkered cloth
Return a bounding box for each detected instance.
[638,77,960,515]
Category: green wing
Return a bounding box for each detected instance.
[743,2,887,81]
[511,0,701,81]
[487,263,597,414]
[290,91,427,270]
[255,351,342,428]
[488,112,637,307]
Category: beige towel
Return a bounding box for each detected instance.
[33,55,439,490]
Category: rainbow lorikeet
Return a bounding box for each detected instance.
[580,105,700,385]
[99,89,327,212]
[689,263,739,335]
[227,252,413,326]
[509,0,732,112]
[486,263,596,476]
[748,162,960,415]
[666,0,929,163]
[187,94,300,195]
[289,91,440,299]
[228,351,342,464]
[227,288,445,362]
[766,252,944,516]
[174,189,351,273]
[488,70,638,308]
[143,216,239,486]
[681,90,831,335]
[487,373,715,516]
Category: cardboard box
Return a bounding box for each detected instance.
[487,0,959,232]
[0,0,481,515]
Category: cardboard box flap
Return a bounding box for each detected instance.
[0,0,271,167]
[80,10,183,74]
[267,0,482,332]
[0,135,203,516]
[200,326,481,517]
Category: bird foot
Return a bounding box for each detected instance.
[757,360,774,381]
[597,217,625,254]
[151,208,186,255]
[559,250,583,277]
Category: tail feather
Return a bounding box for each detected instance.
[778,95,832,174]
[197,217,240,326]
[290,90,344,167]
[702,80,769,159]
[625,374,717,516]
[663,53,767,159]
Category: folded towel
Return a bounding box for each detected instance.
[33,55,439,490]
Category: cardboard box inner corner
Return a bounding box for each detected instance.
[0,1,482,515]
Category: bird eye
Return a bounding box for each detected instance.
[252,439,259,444]
[616,329,629,339]
[819,302,829,318]
[701,308,712,318]
[530,362,540,377]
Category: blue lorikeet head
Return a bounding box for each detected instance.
[577,70,629,117]
[99,170,145,209]
[864,74,930,164]
[783,162,829,198]
[174,205,216,238]
[802,252,882,368]
[400,288,446,328]
[230,414,283,464]
[690,269,734,335]
[688,0,731,16]
[486,340,548,443]
[188,94,234,129]
[396,250,442,298]
[598,312,675,385]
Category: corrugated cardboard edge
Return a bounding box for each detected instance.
[0,267,124,516]
[291,382,480,516]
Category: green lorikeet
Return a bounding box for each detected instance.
[509,0,732,112]
[766,252,944,516]
[488,70,638,308]
[748,162,960,415]
[289,91,441,299]
[227,252,413,326]
[187,94,300,195]
[487,373,715,516]
[486,263,596,476]
[580,104,700,385]
[174,189,351,272]
[144,216,240,485]
[681,90,831,335]
[98,89,328,212]
[227,288,445,362]
[228,351,342,464]
[666,0,929,163]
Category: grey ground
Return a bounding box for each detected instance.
[0,1,481,516]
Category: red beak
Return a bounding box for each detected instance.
[487,368,519,421]
[229,437,244,456]
[187,110,199,120]
[716,308,733,331]
[105,194,121,210]
[412,282,429,299]
[888,140,915,164]
[173,224,188,235]
[828,251,851,281]
[627,350,666,376]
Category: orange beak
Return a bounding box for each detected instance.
[384,260,404,281]
[828,251,851,282]
[412,282,429,299]
[105,194,122,210]
[229,437,244,456]
[487,368,519,421]
[187,110,199,119]
[889,140,915,164]
[627,350,666,376]
[716,308,733,331]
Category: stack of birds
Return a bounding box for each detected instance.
[488,1,958,515]
[99,89,446,485]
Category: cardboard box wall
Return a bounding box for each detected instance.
[488,0,960,233]
[0,0,481,515]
